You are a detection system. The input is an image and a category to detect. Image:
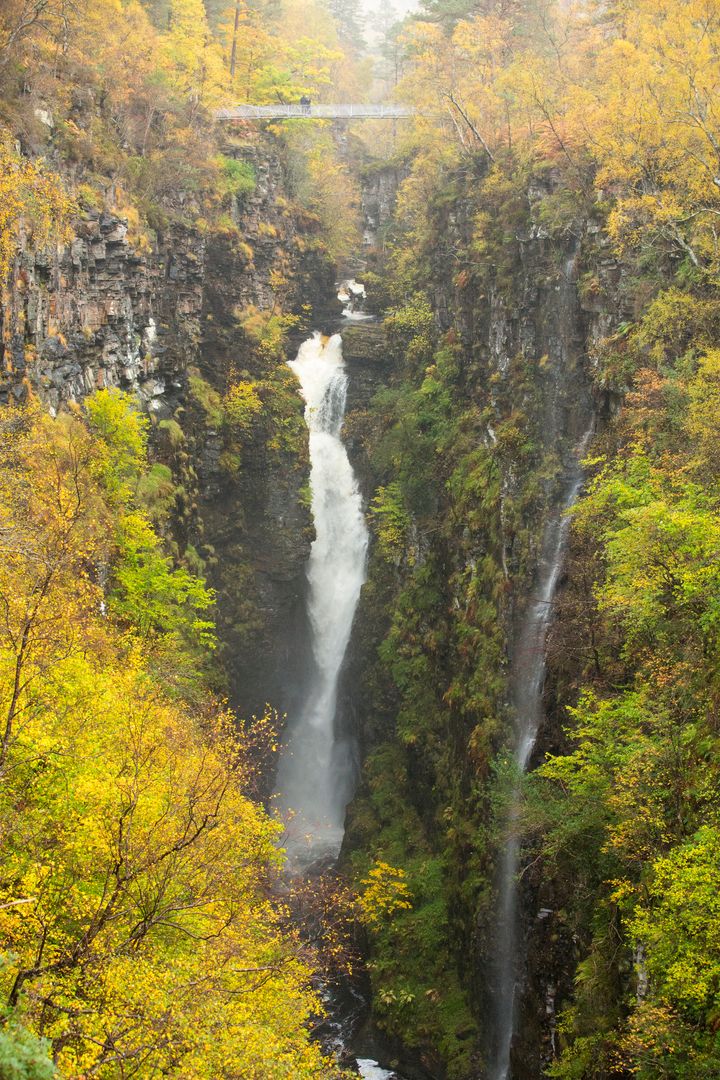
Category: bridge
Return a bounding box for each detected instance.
[216,103,415,121]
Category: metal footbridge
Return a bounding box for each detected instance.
[216,103,414,121]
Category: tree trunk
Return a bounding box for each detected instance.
[230,0,241,80]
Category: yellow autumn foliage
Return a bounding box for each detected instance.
[397,0,720,279]
[0,403,340,1079]
[357,862,413,929]
[0,134,73,284]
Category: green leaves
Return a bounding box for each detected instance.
[533,278,720,1073]
[0,387,334,1080]
[85,388,149,501]
[83,389,217,655]
[0,1022,56,1080]
[370,482,414,565]
[215,155,256,200]
[630,828,720,1018]
[111,510,216,648]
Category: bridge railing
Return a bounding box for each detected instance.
[216,103,415,120]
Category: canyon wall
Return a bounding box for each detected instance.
[340,164,631,1079]
[1,132,637,1079]
[0,135,333,722]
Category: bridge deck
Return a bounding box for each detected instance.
[216,103,414,121]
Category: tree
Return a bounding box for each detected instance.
[0,136,72,284]
[0,402,340,1078]
[160,0,226,108]
[0,0,72,68]
[0,406,108,777]
[219,0,273,100]
[323,0,365,54]
[0,1022,56,1080]
[571,0,720,275]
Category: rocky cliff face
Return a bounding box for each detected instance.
[509,227,628,1078]
[361,164,404,255]
[0,134,338,726]
[1,213,202,414]
[339,165,631,1078]
[1,127,634,1077]
[191,142,332,721]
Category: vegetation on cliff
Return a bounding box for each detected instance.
[0,0,364,263]
[0,392,339,1078]
[343,0,720,1076]
[4,0,720,1077]
[532,297,720,1077]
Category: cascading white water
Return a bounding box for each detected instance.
[357,1061,396,1079]
[489,429,593,1080]
[275,332,369,863]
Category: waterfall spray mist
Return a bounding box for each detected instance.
[275,333,369,864]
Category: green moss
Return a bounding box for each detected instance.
[188,370,224,428]
[136,462,176,523]
[262,367,308,460]
[219,449,242,475]
[215,155,256,200]
[158,418,185,448]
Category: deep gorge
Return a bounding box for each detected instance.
[1,127,615,1077]
[3,2,720,1077]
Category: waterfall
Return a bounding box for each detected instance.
[275,332,369,864]
[488,428,592,1080]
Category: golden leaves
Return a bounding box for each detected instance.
[0,133,73,285]
[0,404,335,1079]
[357,861,413,929]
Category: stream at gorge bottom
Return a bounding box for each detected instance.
[318,977,408,1079]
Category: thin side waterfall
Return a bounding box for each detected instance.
[489,427,593,1080]
[275,332,369,864]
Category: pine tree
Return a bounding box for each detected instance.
[323,0,365,53]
